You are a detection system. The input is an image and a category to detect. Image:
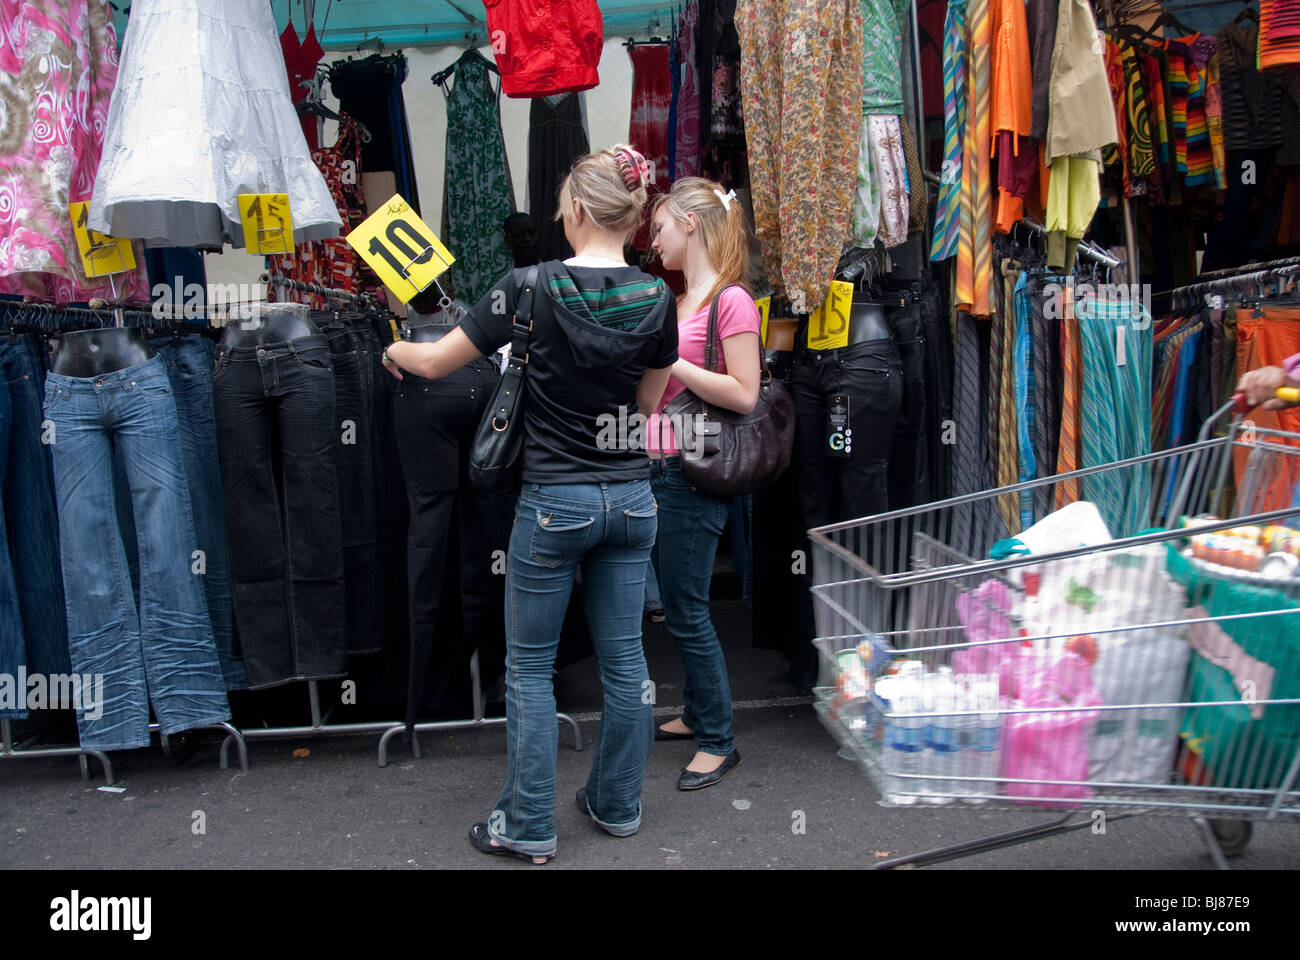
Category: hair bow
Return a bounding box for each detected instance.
[714,188,738,211]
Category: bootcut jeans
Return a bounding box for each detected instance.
[43,355,230,750]
[488,479,658,858]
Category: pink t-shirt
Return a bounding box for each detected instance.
[647,286,762,455]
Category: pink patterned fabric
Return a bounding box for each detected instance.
[0,0,148,301]
[674,0,702,180]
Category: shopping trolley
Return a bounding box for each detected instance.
[810,402,1300,868]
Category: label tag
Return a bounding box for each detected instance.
[826,393,852,458]
[68,203,136,278]
[1116,325,1127,367]
[346,194,455,303]
[1206,293,1224,310]
[806,280,853,351]
[237,193,295,254]
[755,295,772,347]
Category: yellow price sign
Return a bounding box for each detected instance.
[345,194,455,303]
[238,193,295,254]
[68,203,136,278]
[806,280,853,350]
[755,295,772,347]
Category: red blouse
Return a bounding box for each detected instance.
[482,0,603,97]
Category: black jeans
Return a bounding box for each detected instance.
[790,340,904,529]
[393,358,513,729]
[213,335,348,689]
[886,302,928,510]
[320,319,383,656]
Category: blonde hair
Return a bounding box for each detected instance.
[554,144,649,237]
[650,177,752,308]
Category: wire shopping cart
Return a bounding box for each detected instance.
[809,402,1300,869]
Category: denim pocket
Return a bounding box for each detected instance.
[43,384,69,409]
[624,501,658,548]
[294,350,333,373]
[529,509,595,568]
[132,378,173,398]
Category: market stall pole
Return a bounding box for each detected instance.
[809,400,1300,868]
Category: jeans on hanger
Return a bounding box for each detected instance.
[0,380,27,718]
[44,356,230,750]
[213,335,347,689]
[320,318,382,656]
[149,334,245,690]
[393,358,512,729]
[790,341,904,528]
[0,335,68,678]
[487,479,658,858]
[650,456,734,757]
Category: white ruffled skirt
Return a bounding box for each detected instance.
[89,0,340,248]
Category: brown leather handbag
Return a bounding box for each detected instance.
[660,286,795,497]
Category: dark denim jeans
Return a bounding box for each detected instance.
[488,479,658,857]
[649,456,734,756]
[150,335,245,690]
[213,335,347,689]
[790,340,904,527]
[0,335,68,680]
[886,303,928,510]
[0,377,27,718]
[393,358,512,729]
[43,355,230,750]
[320,320,382,656]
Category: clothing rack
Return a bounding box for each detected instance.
[262,272,386,307]
[1019,220,1123,268]
[1155,262,1300,304]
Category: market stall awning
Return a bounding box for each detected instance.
[112,1,681,50]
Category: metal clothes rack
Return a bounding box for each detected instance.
[261,272,386,306]
[1154,261,1300,310]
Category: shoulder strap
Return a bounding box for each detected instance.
[506,264,541,373]
[704,283,745,373]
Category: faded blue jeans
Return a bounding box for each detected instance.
[44,355,230,751]
[650,456,735,757]
[488,479,658,857]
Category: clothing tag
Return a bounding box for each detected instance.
[1116,326,1127,366]
[346,194,455,303]
[806,281,853,351]
[1206,293,1224,309]
[755,295,772,346]
[68,202,136,278]
[237,193,295,254]
[826,393,852,458]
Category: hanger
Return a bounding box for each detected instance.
[1233,1,1260,25]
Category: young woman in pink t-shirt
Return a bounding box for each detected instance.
[646,177,762,790]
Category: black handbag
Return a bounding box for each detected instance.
[660,285,795,497]
[468,265,540,493]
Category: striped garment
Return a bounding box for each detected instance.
[548,274,666,331]
[1013,269,1036,529]
[1103,40,1130,194]
[929,0,967,262]
[1054,287,1082,511]
[996,258,1020,535]
[1163,40,1190,172]
[969,0,992,318]
[1259,0,1300,72]
[1077,294,1153,538]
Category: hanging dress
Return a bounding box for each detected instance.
[529,93,589,262]
[441,55,515,305]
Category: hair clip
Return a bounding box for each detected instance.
[714,188,737,211]
[614,147,653,193]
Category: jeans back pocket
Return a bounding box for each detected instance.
[528,509,595,568]
[624,502,658,549]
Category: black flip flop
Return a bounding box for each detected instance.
[468,823,554,864]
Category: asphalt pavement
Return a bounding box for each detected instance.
[2,599,1297,870]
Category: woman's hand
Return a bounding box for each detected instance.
[382,343,404,381]
[1237,365,1300,411]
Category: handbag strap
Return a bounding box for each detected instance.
[702,283,776,383]
[504,264,541,375]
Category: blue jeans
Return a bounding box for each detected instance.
[650,457,734,756]
[488,479,658,857]
[150,336,245,690]
[0,335,69,679]
[44,355,230,750]
[644,553,663,612]
[0,378,26,718]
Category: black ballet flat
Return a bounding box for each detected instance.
[468,823,553,864]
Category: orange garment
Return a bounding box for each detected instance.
[1234,308,1300,512]
[990,0,1033,153]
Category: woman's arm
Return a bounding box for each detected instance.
[382,327,484,381]
[670,332,762,414]
[637,364,674,415]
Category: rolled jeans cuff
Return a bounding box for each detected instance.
[486,823,557,857]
